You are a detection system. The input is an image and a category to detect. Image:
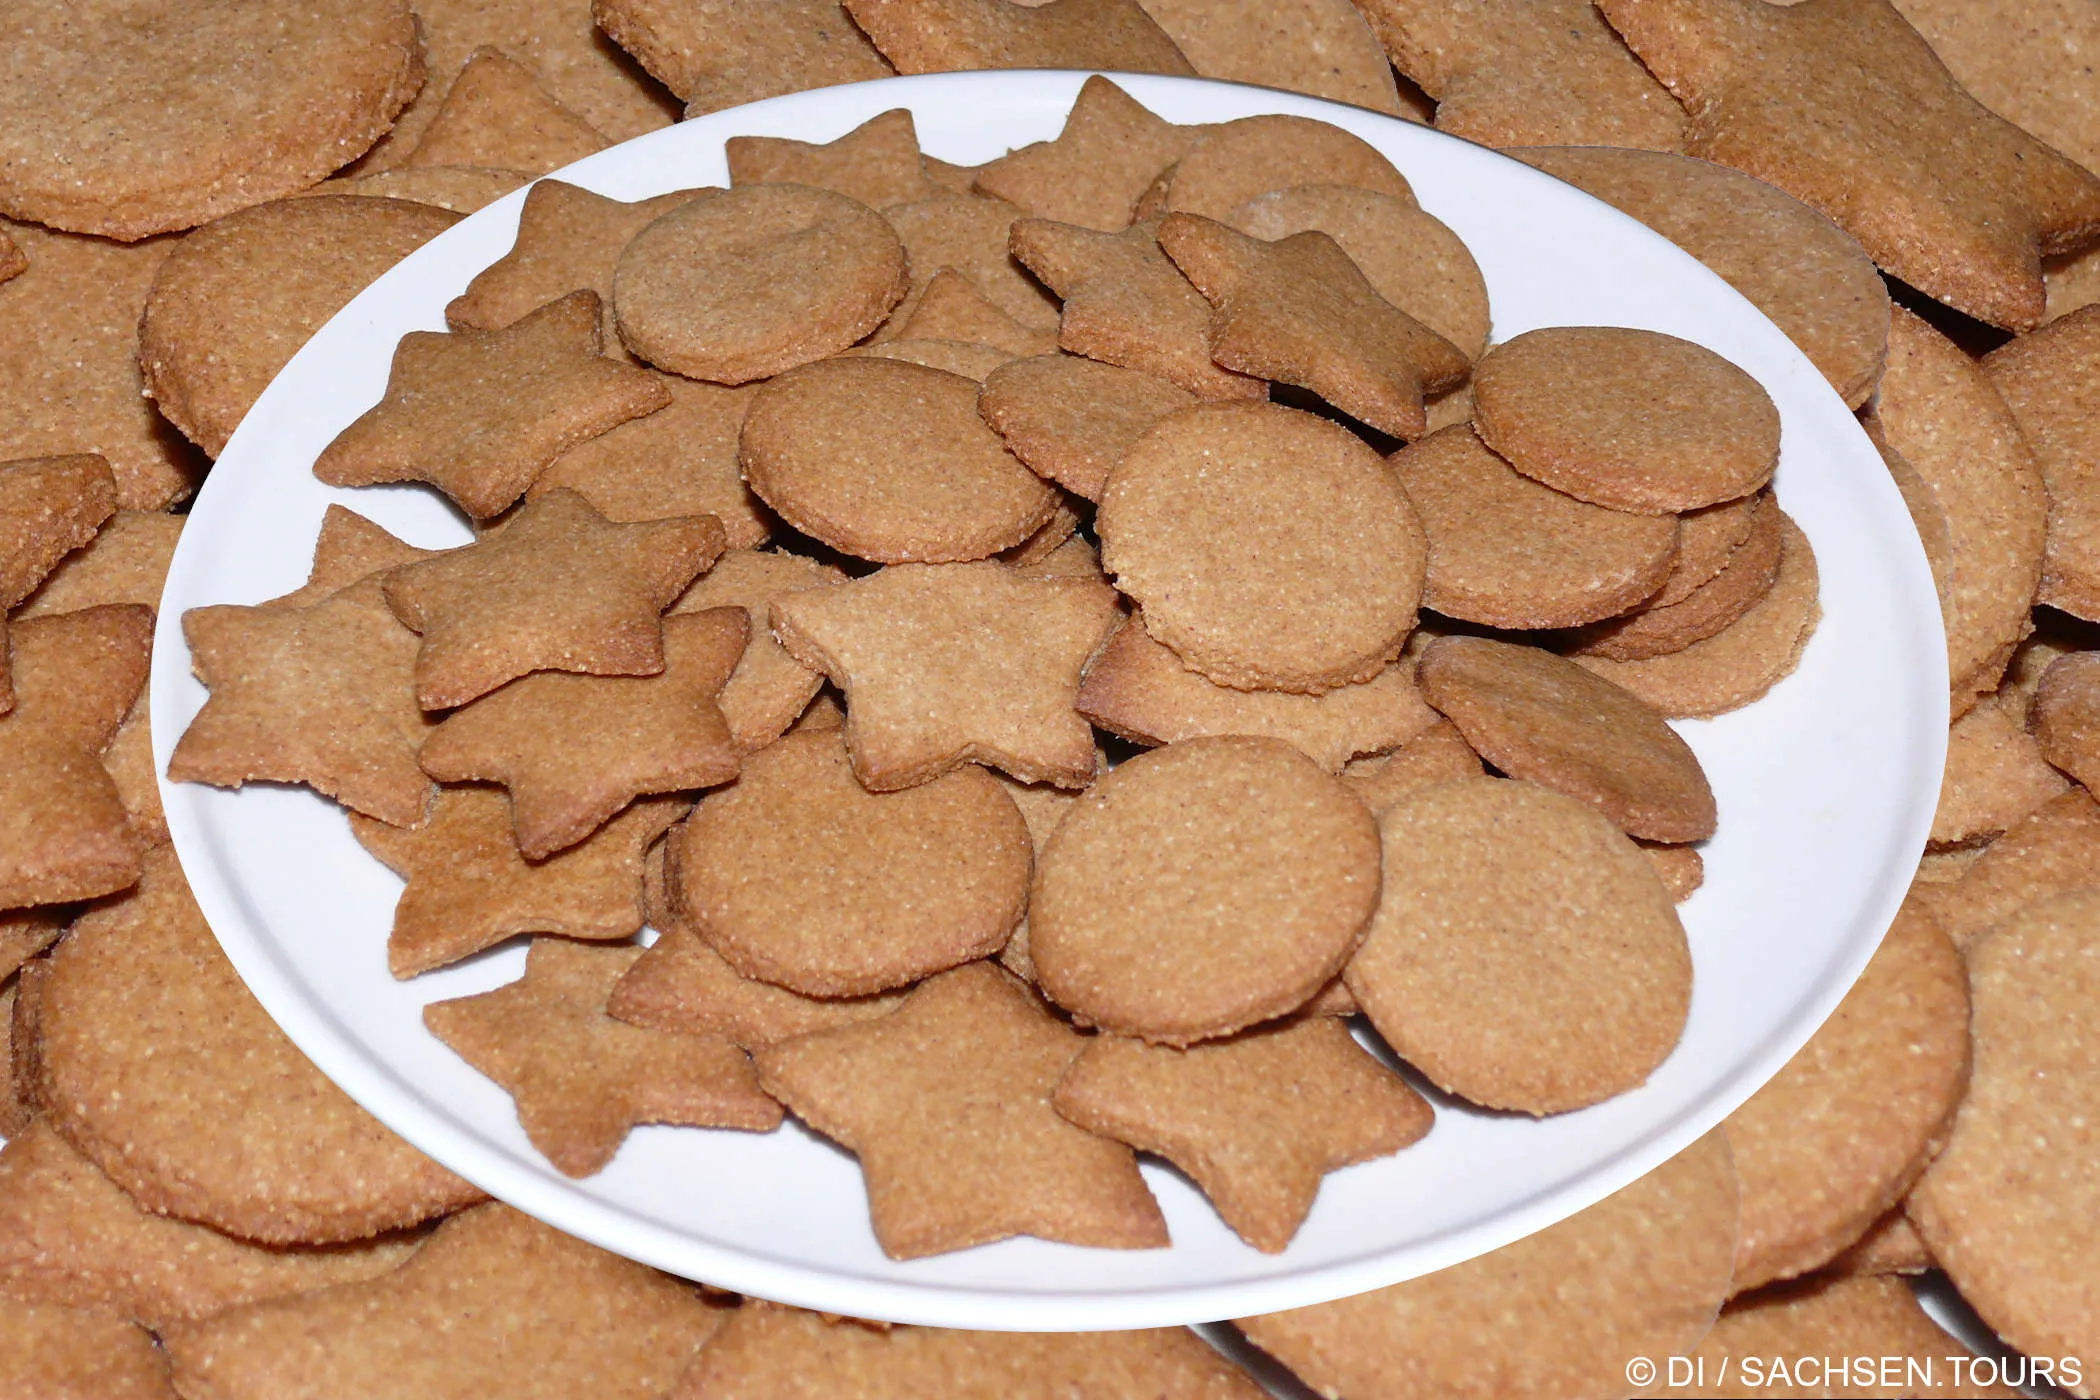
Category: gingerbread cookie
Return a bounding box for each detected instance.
[607,928,905,1051]
[1099,401,1426,693]
[878,191,1062,337]
[842,0,1195,76]
[978,353,1197,502]
[1341,718,1485,817]
[1347,777,1692,1113]
[1565,489,1782,661]
[1926,790,2100,948]
[0,1298,177,1400]
[669,547,846,752]
[1983,302,2100,622]
[2033,651,2100,792]
[972,76,1196,232]
[1932,691,2073,848]
[317,164,529,213]
[754,962,1170,1259]
[677,731,1031,996]
[403,47,610,176]
[1160,115,1416,221]
[594,0,893,116]
[891,269,1059,356]
[1031,736,1381,1044]
[16,509,182,618]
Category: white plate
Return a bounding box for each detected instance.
[152,71,1946,1331]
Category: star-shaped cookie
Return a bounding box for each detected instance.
[418,607,747,858]
[753,962,1169,1259]
[352,787,685,977]
[843,0,1195,76]
[1054,1016,1434,1252]
[772,561,1121,791]
[171,577,437,827]
[1596,0,2100,331]
[425,938,781,1177]
[380,488,725,710]
[0,605,150,908]
[1009,217,1266,400]
[403,48,609,177]
[973,76,1197,231]
[446,181,706,346]
[314,291,672,519]
[1356,0,1688,151]
[727,108,947,209]
[1158,212,1471,439]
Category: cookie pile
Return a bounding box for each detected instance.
[0,1,2095,1396]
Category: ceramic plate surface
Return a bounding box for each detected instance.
[153,70,1946,1330]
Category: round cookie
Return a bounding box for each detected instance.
[1656,493,1763,605]
[2033,650,2100,792]
[1512,146,1892,409]
[139,195,461,457]
[1161,115,1415,220]
[1908,890,2100,1389]
[1417,635,1716,843]
[1097,401,1426,693]
[1390,424,1680,629]
[741,355,1056,562]
[1030,736,1381,1045]
[1472,326,1781,513]
[1574,511,1821,718]
[977,354,1197,501]
[612,184,908,383]
[1225,184,1490,358]
[32,847,483,1245]
[1566,489,1785,661]
[1927,789,2100,949]
[1238,1131,1738,1400]
[0,1,423,238]
[676,730,1033,996]
[1345,778,1692,1113]
[1722,895,1972,1291]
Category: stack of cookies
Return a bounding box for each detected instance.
[3,1,2097,1396]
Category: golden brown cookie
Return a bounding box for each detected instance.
[1908,890,2100,1392]
[447,181,704,350]
[1340,717,1485,816]
[1031,736,1381,1045]
[1893,0,2100,188]
[973,75,1198,232]
[1008,217,1268,401]
[669,547,846,752]
[977,354,1196,502]
[1564,489,1783,661]
[678,730,1031,996]
[1158,213,1471,439]
[16,509,182,618]
[1983,302,2100,622]
[1514,146,1891,408]
[842,0,1196,75]
[1723,895,1971,1291]
[1928,789,2100,949]
[353,789,684,978]
[418,608,745,858]
[1356,0,1690,151]
[1135,0,1403,113]
[772,561,1119,791]
[316,164,530,213]
[607,928,905,1051]
[1238,1131,1738,1400]
[1348,777,1692,1113]
[1099,401,1426,693]
[1079,615,1439,773]
[404,47,610,176]
[0,1298,177,1400]
[754,961,1170,1259]
[593,0,893,116]
[139,195,461,457]
[316,291,672,520]
[1598,0,2100,332]
[1160,115,1416,221]
[0,605,151,908]
[879,191,1062,337]
[163,1203,730,1400]
[1226,184,1489,361]
[1931,691,2073,848]
[34,847,483,1244]
[0,221,204,509]
[0,1121,421,1330]
[527,376,770,548]
[1867,308,2049,713]
[2033,650,2100,792]
[1418,635,1717,843]
[1392,424,1681,628]
[1574,511,1822,718]
[1472,326,1780,513]
[612,185,908,383]
[1054,1016,1433,1252]
[1824,1207,1935,1278]
[845,336,1019,381]
[425,938,780,1177]
[379,488,723,709]
[893,269,1060,356]
[0,0,422,239]
[171,575,435,827]
[740,355,1056,563]
[0,455,119,623]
